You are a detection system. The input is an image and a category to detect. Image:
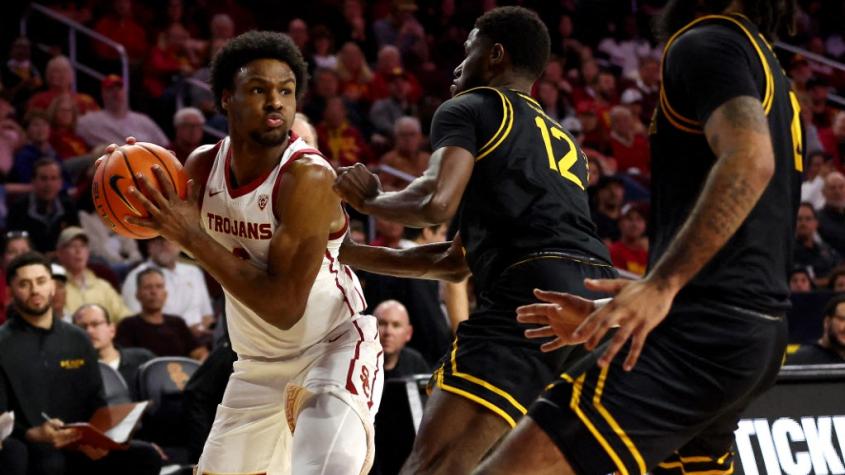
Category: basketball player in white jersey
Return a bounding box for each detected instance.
[123,31,382,475]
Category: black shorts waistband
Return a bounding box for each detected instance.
[504,250,613,272]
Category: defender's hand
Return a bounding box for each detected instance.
[516,289,597,351]
[333,163,382,212]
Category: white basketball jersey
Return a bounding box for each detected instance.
[200,135,366,358]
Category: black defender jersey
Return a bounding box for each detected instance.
[650,14,804,312]
[430,87,610,288]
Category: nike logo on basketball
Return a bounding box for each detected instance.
[108,175,142,216]
[208,189,225,197]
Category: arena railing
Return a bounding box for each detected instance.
[19,3,130,96]
[775,41,845,108]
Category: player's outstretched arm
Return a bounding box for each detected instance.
[333,146,474,227]
[570,95,775,371]
[339,234,470,283]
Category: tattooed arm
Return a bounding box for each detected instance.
[647,96,775,291]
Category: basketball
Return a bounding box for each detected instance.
[92,142,188,239]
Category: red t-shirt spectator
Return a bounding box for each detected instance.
[93,15,149,63]
[609,241,648,276]
[610,133,651,175]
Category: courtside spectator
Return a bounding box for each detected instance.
[818,171,845,255]
[92,0,149,66]
[375,300,430,379]
[794,202,841,279]
[76,75,168,148]
[6,159,78,253]
[122,236,214,338]
[56,227,131,322]
[46,94,89,160]
[788,294,845,364]
[73,304,155,400]
[170,107,206,163]
[26,56,98,115]
[789,267,815,293]
[0,252,161,475]
[116,268,208,360]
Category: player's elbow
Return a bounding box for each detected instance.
[748,149,775,186]
[422,195,454,225]
[443,267,471,283]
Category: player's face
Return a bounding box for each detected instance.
[225,58,297,147]
[10,264,54,317]
[451,28,492,96]
[825,303,845,351]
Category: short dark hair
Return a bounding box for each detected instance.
[798,202,817,217]
[6,251,51,283]
[32,157,60,177]
[823,294,845,318]
[136,267,165,288]
[73,303,112,324]
[210,30,309,111]
[475,6,550,81]
[829,267,845,291]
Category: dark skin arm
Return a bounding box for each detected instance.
[519,96,776,370]
[340,234,470,283]
[126,147,345,331]
[333,146,474,227]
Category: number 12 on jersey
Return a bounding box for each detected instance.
[534,116,585,190]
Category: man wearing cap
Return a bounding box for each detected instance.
[55,227,131,323]
[76,75,168,148]
[169,107,206,163]
[50,263,70,322]
[609,203,649,276]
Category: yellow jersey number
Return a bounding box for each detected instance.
[534,116,585,190]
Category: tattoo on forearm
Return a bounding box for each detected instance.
[721,96,769,134]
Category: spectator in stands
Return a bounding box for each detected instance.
[535,79,569,123]
[76,75,168,148]
[210,14,235,44]
[369,45,422,104]
[92,0,149,66]
[794,202,841,280]
[619,88,647,136]
[287,18,310,58]
[50,263,69,322]
[818,171,845,255]
[634,57,660,111]
[802,151,831,210]
[788,55,813,94]
[170,107,205,163]
[336,42,373,109]
[122,237,214,339]
[788,294,845,364]
[73,303,155,400]
[370,68,418,140]
[819,110,845,165]
[303,67,340,125]
[608,105,650,176]
[375,300,430,379]
[116,268,208,360]
[1,37,42,114]
[370,217,404,249]
[56,227,131,322]
[144,22,200,100]
[829,267,845,293]
[789,267,814,293]
[310,26,337,71]
[317,96,372,167]
[6,159,78,253]
[378,116,429,190]
[0,231,32,324]
[26,56,98,115]
[46,94,89,160]
[609,203,648,276]
[576,100,610,155]
[292,113,318,147]
[0,252,162,475]
[807,78,836,129]
[590,175,625,243]
[348,219,366,244]
[10,111,57,183]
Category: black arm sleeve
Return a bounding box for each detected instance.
[664,24,762,124]
[429,90,505,155]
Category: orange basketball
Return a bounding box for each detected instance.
[92,142,188,239]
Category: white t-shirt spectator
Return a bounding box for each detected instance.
[121,260,213,327]
[77,110,169,148]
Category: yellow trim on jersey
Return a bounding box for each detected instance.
[594,366,647,474]
[659,14,774,135]
[678,452,731,464]
[449,339,527,415]
[561,373,574,383]
[569,374,630,475]
[455,86,514,160]
[435,369,518,428]
[686,464,734,475]
[657,461,686,471]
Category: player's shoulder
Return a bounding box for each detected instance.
[184,140,223,183]
[440,86,506,112]
[669,20,750,60]
[283,154,337,186]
